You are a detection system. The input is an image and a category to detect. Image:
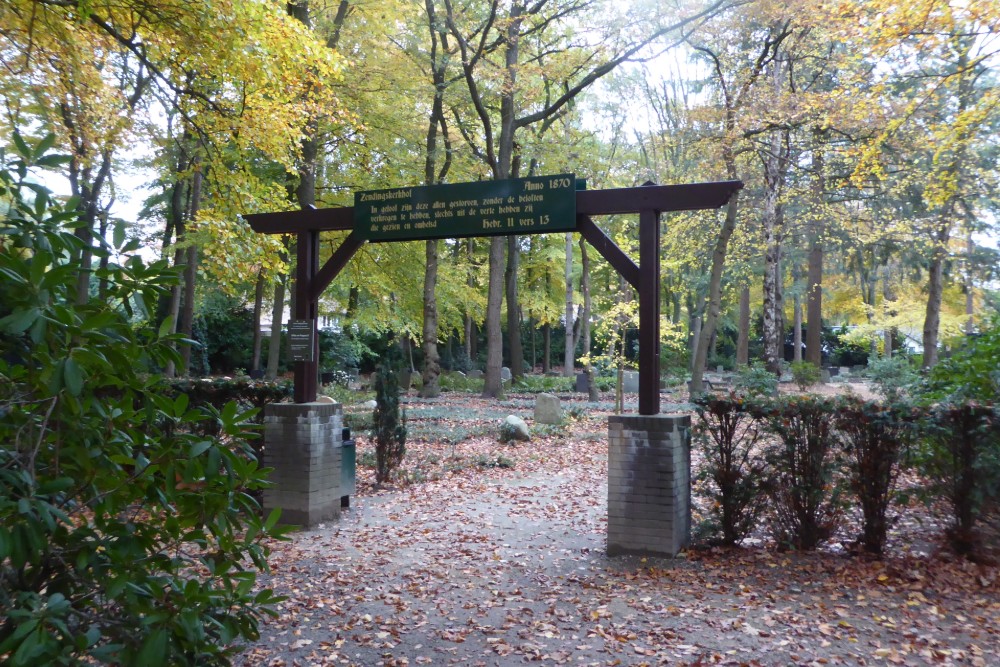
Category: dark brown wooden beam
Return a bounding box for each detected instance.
[577,180,742,216]
[578,216,639,291]
[246,205,353,234]
[638,209,661,416]
[310,232,366,302]
[294,231,319,404]
[246,180,742,236]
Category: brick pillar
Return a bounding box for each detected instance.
[263,402,343,528]
[607,414,691,557]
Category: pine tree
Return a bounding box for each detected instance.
[372,345,407,484]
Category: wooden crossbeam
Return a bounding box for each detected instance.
[245,179,742,410]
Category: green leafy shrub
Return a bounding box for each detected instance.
[734,362,778,397]
[344,409,374,433]
[753,396,843,550]
[920,322,1000,403]
[913,322,1000,556]
[438,372,482,393]
[789,361,821,391]
[692,395,769,546]
[372,348,406,484]
[917,402,999,556]
[835,398,914,555]
[0,139,281,666]
[162,377,292,432]
[867,356,918,402]
[512,374,574,393]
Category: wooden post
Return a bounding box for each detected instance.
[294,230,319,403]
[638,208,660,415]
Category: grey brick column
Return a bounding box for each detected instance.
[262,402,343,528]
[607,414,691,557]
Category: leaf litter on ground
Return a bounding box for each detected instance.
[242,390,999,667]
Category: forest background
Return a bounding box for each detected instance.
[3,0,998,394]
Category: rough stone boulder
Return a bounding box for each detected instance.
[502,415,531,441]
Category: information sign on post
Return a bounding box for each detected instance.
[354,174,576,242]
[288,320,314,362]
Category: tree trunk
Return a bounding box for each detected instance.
[965,231,974,335]
[689,315,703,372]
[464,238,475,366]
[179,157,204,375]
[579,237,598,401]
[563,232,574,377]
[689,193,740,393]
[482,237,506,397]
[736,285,750,367]
[251,271,265,372]
[421,240,441,397]
[805,144,825,367]
[505,235,524,380]
[420,0,451,397]
[163,263,183,378]
[266,245,290,380]
[761,132,788,376]
[922,221,950,368]
[793,291,803,363]
[179,245,199,374]
[542,323,551,374]
[97,209,110,300]
[883,269,895,358]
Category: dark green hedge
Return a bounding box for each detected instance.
[693,394,999,558]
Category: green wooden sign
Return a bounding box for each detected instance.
[354,174,577,242]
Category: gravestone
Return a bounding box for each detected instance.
[534,393,562,424]
[468,370,484,379]
[575,372,589,393]
[500,367,512,382]
[622,370,639,394]
[820,369,831,383]
[399,370,413,390]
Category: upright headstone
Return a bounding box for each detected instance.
[534,393,563,424]
[607,414,691,557]
[575,372,589,393]
[399,370,413,391]
[468,369,484,379]
[500,366,512,382]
